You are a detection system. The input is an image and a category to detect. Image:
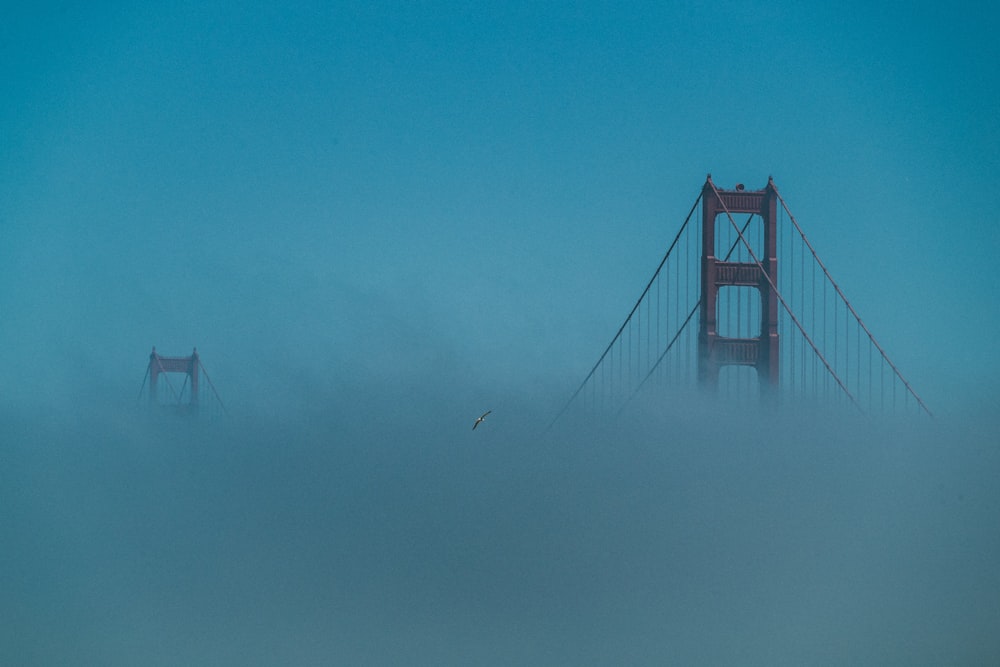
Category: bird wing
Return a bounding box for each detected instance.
[472,410,491,430]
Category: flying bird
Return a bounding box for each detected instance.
[473,410,492,430]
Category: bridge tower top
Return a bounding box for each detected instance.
[546,174,932,429]
[146,346,201,415]
[698,175,779,391]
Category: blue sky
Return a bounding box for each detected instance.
[3,1,998,416]
[3,3,1000,664]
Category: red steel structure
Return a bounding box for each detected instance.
[148,346,200,412]
[547,173,933,430]
[699,175,779,391]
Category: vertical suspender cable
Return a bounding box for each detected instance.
[774,190,931,416]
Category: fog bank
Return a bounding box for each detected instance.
[2,395,997,666]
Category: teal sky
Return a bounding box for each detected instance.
[3,1,998,415]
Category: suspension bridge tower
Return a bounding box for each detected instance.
[147,347,201,414]
[546,173,934,428]
[141,346,227,419]
[698,175,779,392]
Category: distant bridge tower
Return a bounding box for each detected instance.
[699,175,779,391]
[147,346,200,414]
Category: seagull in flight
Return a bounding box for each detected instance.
[473,410,492,430]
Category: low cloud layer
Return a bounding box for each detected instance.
[3,392,997,666]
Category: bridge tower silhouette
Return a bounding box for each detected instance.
[548,174,932,428]
[699,176,779,392]
[138,346,227,417]
[148,347,200,413]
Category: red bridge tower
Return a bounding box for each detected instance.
[147,346,200,413]
[698,175,779,391]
